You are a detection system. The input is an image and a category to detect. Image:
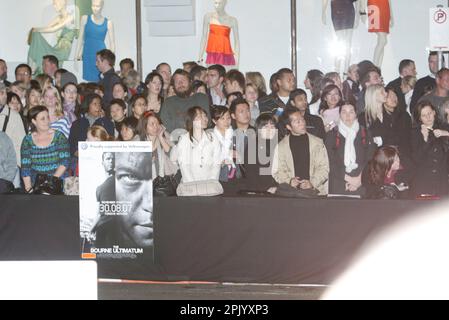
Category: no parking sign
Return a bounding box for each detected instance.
[430,7,449,50]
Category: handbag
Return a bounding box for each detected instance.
[176,180,223,197]
[33,174,63,195]
[153,171,181,197]
[275,183,319,199]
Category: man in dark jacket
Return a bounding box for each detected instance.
[259,68,296,115]
[387,59,417,113]
[410,52,439,113]
[284,88,325,140]
[97,49,121,114]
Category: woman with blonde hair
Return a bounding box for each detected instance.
[42,85,71,138]
[245,71,267,98]
[364,84,386,130]
[35,74,53,91]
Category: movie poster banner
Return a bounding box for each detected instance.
[79,141,153,262]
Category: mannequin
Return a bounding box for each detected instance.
[27,0,76,75]
[361,0,394,67]
[322,0,360,76]
[75,0,115,81]
[198,0,240,68]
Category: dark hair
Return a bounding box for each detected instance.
[156,62,171,73]
[15,64,32,77]
[255,113,277,130]
[144,72,164,101]
[357,60,378,82]
[112,82,129,99]
[289,88,307,104]
[190,65,207,80]
[61,82,81,117]
[277,68,294,80]
[207,64,226,78]
[229,98,250,115]
[361,67,381,89]
[43,55,59,68]
[138,111,163,141]
[319,84,343,113]
[226,91,244,105]
[399,59,415,74]
[339,103,357,114]
[307,70,324,105]
[96,49,116,67]
[129,94,147,113]
[183,61,198,70]
[269,72,278,93]
[171,69,191,83]
[109,98,127,111]
[368,146,399,185]
[120,58,134,70]
[281,108,301,127]
[186,106,207,141]
[81,93,103,115]
[7,92,23,111]
[28,105,48,132]
[192,80,207,93]
[224,69,245,92]
[437,67,449,79]
[414,100,436,125]
[120,117,139,140]
[211,105,230,122]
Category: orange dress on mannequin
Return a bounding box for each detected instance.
[206,24,236,66]
[368,0,390,33]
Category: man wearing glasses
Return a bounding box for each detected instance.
[14,64,32,86]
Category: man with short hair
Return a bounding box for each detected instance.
[96,49,121,113]
[356,67,383,114]
[42,55,59,79]
[259,68,296,115]
[386,59,416,113]
[190,65,207,82]
[224,69,245,95]
[14,64,32,86]
[207,64,226,105]
[411,52,440,113]
[160,69,210,132]
[156,62,172,97]
[0,59,10,87]
[417,68,449,122]
[0,82,26,165]
[287,89,325,140]
[119,58,134,78]
[272,110,329,196]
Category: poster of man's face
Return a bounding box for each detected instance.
[79,142,153,260]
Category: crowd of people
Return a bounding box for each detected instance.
[1,50,449,199]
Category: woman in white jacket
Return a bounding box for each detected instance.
[171,107,222,186]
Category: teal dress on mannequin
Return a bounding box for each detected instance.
[28,27,77,75]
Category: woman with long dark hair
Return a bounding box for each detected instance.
[410,101,449,198]
[364,146,409,199]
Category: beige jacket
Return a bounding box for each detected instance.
[272,133,329,195]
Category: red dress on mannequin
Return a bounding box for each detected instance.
[206,24,236,66]
[368,0,390,33]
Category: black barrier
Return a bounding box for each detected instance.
[0,195,438,284]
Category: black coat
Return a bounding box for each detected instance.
[325,126,376,195]
[410,76,436,115]
[410,125,449,197]
[362,108,412,157]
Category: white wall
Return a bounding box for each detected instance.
[2,1,445,87]
[141,0,291,85]
[298,0,447,86]
[0,0,136,81]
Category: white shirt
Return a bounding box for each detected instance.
[171,131,221,183]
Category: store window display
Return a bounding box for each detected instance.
[198,0,240,68]
[75,0,115,81]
